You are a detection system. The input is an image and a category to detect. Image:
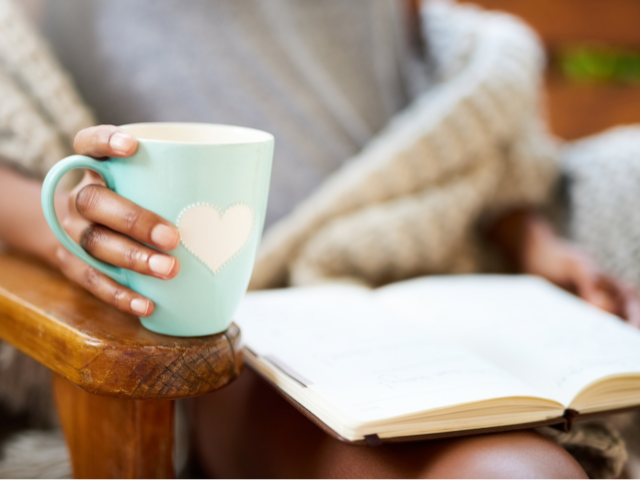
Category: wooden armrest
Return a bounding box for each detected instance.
[0,249,242,400]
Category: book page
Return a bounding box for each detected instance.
[235,285,557,425]
[376,275,640,407]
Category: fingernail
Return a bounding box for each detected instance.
[110,132,136,155]
[149,255,175,277]
[131,298,150,316]
[151,224,179,250]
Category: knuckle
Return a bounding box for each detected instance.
[124,247,145,269]
[55,247,70,270]
[82,266,101,291]
[122,209,143,233]
[80,224,104,252]
[112,287,129,309]
[61,217,73,231]
[75,184,102,215]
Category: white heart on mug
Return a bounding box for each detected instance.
[177,203,253,274]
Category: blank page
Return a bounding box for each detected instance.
[236,285,554,426]
[376,275,640,406]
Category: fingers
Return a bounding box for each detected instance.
[623,290,640,328]
[65,170,105,221]
[56,247,154,317]
[586,288,617,315]
[601,275,640,327]
[570,259,617,314]
[539,241,640,326]
[75,184,180,251]
[578,270,640,327]
[80,225,180,279]
[74,125,138,158]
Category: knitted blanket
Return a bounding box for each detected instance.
[250,0,559,289]
[0,0,94,179]
[0,0,630,478]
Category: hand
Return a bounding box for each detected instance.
[489,209,640,328]
[522,233,640,328]
[50,125,181,317]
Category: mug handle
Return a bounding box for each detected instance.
[41,155,128,285]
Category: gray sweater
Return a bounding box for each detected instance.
[41,0,425,226]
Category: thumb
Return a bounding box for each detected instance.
[588,288,616,314]
[618,282,640,327]
[626,300,640,328]
[573,263,616,313]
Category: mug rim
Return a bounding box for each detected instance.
[120,122,274,145]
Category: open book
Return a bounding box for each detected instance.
[235,275,640,444]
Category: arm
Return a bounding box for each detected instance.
[0,125,181,317]
[0,165,64,265]
[488,209,640,326]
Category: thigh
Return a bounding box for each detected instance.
[190,368,586,479]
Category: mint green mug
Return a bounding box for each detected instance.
[42,123,274,337]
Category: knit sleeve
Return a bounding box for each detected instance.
[0,0,94,179]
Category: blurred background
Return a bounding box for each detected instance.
[460,0,640,140]
[20,0,640,141]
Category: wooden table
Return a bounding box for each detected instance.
[0,250,243,478]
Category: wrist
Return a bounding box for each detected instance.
[38,193,67,267]
[0,167,62,266]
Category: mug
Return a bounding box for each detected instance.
[42,123,274,336]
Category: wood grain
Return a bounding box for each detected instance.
[0,250,243,399]
[53,374,175,479]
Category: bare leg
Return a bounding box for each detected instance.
[190,369,586,478]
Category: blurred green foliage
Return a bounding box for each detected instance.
[559,45,640,84]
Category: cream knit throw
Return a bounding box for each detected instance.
[249,0,559,289]
[0,0,94,179]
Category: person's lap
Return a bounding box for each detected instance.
[190,368,586,478]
